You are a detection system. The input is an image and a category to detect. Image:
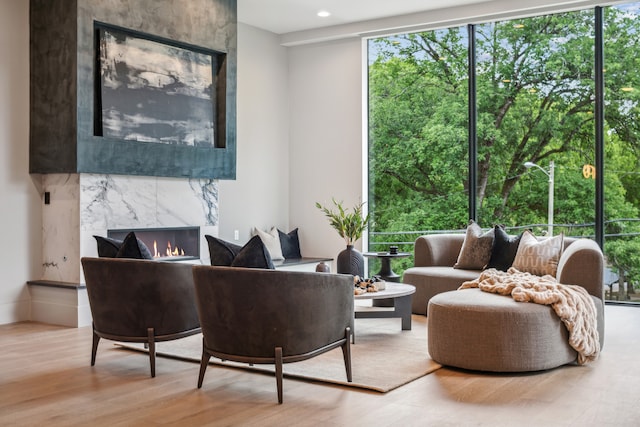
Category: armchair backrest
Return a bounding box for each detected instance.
[192,266,354,358]
[81,257,200,337]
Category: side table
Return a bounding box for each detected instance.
[363,251,411,282]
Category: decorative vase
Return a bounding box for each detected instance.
[337,245,365,277]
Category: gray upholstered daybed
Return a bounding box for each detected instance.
[403,227,605,372]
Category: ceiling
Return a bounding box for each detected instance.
[237,0,493,34]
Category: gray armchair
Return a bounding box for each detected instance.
[81,257,201,377]
[192,266,354,403]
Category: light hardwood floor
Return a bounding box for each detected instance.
[1,305,639,426]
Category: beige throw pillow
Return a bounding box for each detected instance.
[252,226,285,261]
[511,230,564,277]
[453,220,494,270]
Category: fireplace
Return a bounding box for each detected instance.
[108,226,200,261]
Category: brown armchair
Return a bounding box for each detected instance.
[81,257,201,377]
[191,266,354,403]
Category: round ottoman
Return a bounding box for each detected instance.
[427,288,578,372]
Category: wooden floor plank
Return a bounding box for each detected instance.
[1,305,639,426]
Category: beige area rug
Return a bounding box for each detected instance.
[116,315,441,393]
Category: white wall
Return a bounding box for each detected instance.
[222,24,365,269]
[288,38,364,264]
[217,23,290,244]
[0,0,41,324]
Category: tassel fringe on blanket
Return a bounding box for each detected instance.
[460,267,600,365]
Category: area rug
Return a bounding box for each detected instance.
[116,315,441,393]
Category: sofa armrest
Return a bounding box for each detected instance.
[414,234,466,267]
[556,238,604,300]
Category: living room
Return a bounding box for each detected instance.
[2,0,639,425]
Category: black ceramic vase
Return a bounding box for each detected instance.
[337,245,365,277]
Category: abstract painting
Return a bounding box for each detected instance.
[97,27,216,147]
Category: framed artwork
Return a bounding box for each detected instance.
[96,25,219,148]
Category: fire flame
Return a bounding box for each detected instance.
[153,240,185,258]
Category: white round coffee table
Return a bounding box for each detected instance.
[354,282,416,331]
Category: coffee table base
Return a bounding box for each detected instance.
[354,294,412,330]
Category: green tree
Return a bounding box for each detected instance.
[368,5,640,288]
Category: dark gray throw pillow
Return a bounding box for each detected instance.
[205,235,243,266]
[114,232,154,260]
[206,235,275,269]
[278,228,302,259]
[486,225,522,271]
[231,235,275,269]
[94,235,123,257]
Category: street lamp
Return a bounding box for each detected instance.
[524,160,555,236]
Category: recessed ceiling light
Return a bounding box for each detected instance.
[317,10,330,18]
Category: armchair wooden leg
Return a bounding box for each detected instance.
[147,328,156,378]
[275,347,283,404]
[342,327,353,382]
[91,327,100,366]
[198,347,211,389]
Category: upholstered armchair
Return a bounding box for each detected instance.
[192,266,354,403]
[81,257,201,377]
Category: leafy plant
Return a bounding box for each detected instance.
[316,198,370,246]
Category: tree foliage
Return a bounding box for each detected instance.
[368,5,640,284]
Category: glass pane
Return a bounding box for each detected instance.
[475,11,596,238]
[367,28,469,275]
[603,3,640,303]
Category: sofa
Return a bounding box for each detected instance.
[403,231,605,372]
[403,232,605,316]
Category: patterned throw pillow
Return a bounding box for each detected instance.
[511,230,564,276]
[453,220,495,270]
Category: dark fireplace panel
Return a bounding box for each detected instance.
[108,227,200,261]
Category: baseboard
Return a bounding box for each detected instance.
[0,300,30,325]
[27,281,91,328]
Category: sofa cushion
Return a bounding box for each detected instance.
[94,235,124,258]
[114,232,154,260]
[206,235,275,269]
[278,228,302,259]
[512,230,564,276]
[230,235,275,269]
[453,220,494,270]
[205,235,243,266]
[486,226,523,271]
[253,227,284,261]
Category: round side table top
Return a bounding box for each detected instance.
[363,251,411,259]
[354,282,416,300]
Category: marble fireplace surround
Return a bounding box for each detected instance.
[29,173,218,327]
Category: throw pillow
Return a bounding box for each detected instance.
[205,235,275,269]
[278,228,302,259]
[94,235,123,258]
[453,220,495,270]
[230,235,275,269]
[486,226,523,271]
[511,230,564,276]
[253,227,284,261]
[114,232,154,260]
[205,235,243,266]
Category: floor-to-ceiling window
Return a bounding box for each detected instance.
[603,3,640,303]
[475,11,596,237]
[367,3,640,304]
[367,27,469,274]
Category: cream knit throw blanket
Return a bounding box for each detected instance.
[460,267,600,365]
